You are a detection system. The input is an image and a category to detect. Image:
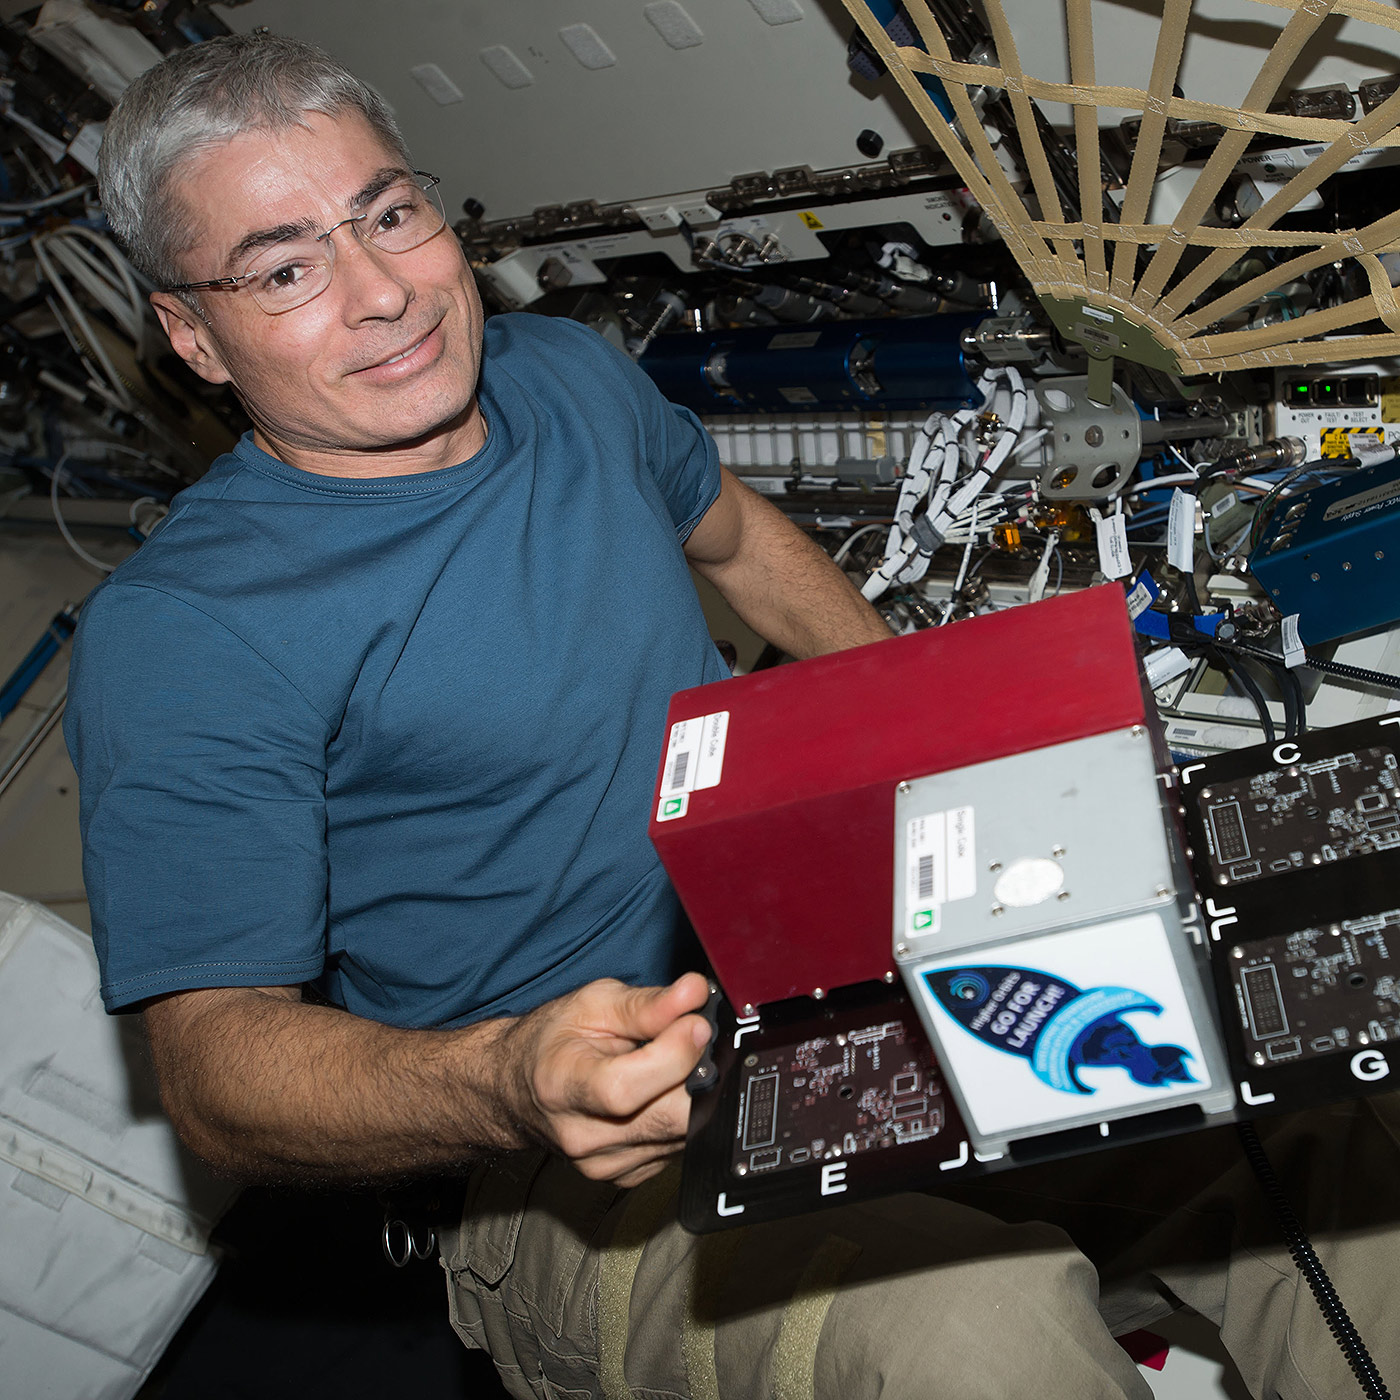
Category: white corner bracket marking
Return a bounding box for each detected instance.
[939,1139,970,1171]
[1206,897,1238,943]
[1239,1080,1276,1106]
[716,1193,745,1217]
[733,1021,760,1049]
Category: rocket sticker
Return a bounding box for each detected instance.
[922,965,1195,1095]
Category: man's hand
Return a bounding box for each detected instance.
[143,973,712,1186]
[502,973,712,1186]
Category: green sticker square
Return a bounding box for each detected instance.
[663,797,684,817]
[913,909,934,930]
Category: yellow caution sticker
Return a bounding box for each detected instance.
[798,211,824,230]
[1383,377,1400,423]
[1320,426,1386,458]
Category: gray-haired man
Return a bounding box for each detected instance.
[66,33,1400,1400]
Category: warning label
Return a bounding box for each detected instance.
[1320,426,1386,459]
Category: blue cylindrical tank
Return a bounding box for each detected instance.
[638,314,979,416]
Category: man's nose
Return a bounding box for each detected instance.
[332,226,412,319]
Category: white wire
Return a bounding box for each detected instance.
[33,236,133,408]
[31,227,151,408]
[53,237,141,340]
[1120,473,1200,498]
[951,499,979,596]
[862,366,1027,602]
[0,183,93,212]
[1027,529,1060,603]
[832,522,887,565]
[49,455,117,574]
[1010,426,1051,461]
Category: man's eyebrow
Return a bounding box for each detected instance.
[348,166,414,211]
[223,219,318,274]
[220,168,413,272]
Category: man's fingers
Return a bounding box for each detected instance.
[567,1016,705,1120]
[599,972,711,1044]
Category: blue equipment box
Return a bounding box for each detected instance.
[1248,456,1400,644]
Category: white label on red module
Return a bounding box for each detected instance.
[905,806,976,938]
[662,711,730,799]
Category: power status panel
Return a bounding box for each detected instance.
[1274,366,1400,461]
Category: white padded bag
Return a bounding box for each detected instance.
[0,893,236,1399]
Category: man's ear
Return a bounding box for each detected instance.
[150,292,233,386]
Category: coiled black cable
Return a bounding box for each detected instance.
[1236,1121,1390,1399]
[1301,652,1400,695]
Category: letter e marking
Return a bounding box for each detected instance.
[820,1163,848,1196]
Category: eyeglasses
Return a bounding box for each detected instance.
[166,172,447,314]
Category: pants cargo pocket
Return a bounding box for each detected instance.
[444,1150,550,1378]
[445,1151,627,1400]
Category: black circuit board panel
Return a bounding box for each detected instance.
[1199,747,1400,888]
[732,1018,944,1179]
[1231,909,1400,1066]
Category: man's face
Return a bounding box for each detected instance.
[153,110,486,475]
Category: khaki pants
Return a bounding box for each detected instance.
[443,1094,1400,1400]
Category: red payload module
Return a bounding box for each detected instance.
[649,584,1146,1012]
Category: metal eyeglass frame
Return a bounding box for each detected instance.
[163,172,445,311]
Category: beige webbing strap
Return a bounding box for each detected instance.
[1160,83,1400,319]
[1190,293,1394,359]
[1361,254,1400,335]
[1181,206,1400,332]
[894,0,1056,274]
[979,0,1079,269]
[839,0,1400,375]
[1110,0,1192,298]
[1135,0,1342,307]
[771,1236,863,1400]
[1188,333,1400,374]
[680,1228,747,1400]
[895,48,1400,148]
[1066,0,1107,294]
[596,1167,680,1400]
[900,10,1056,273]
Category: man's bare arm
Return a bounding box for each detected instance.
[144,973,712,1188]
[684,467,893,658]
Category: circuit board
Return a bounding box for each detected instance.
[1198,747,1400,887]
[1230,909,1400,1067]
[731,1016,944,1178]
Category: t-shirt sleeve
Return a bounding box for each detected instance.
[644,398,722,542]
[64,583,331,1012]
[542,315,722,539]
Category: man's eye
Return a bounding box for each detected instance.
[375,201,413,232]
[255,261,312,292]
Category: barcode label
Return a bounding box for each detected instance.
[904,805,977,941]
[917,854,936,900]
[668,750,690,792]
[660,711,731,804]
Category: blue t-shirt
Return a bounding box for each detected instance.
[65,313,726,1027]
